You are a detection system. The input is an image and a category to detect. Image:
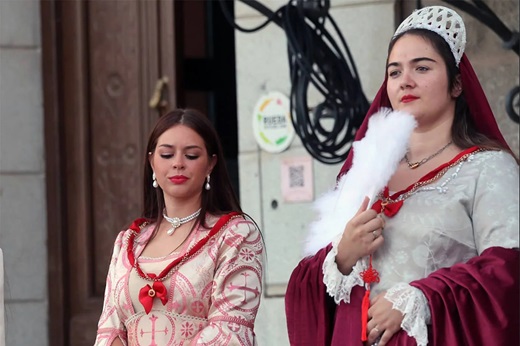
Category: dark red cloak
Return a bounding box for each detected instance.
[285,246,519,346]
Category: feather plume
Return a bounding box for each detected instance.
[303,109,416,257]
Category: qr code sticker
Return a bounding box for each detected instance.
[289,165,304,188]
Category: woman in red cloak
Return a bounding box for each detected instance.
[285,6,519,346]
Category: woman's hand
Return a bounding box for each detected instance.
[335,196,386,274]
[366,291,404,346]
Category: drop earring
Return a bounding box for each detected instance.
[152,172,158,188]
[205,175,211,191]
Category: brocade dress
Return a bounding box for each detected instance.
[95,214,264,346]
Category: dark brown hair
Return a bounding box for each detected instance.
[388,29,508,152]
[143,108,242,232]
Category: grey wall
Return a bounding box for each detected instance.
[0,0,48,345]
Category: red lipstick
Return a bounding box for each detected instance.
[169,175,188,184]
[401,95,419,103]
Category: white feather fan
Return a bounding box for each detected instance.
[303,109,416,257]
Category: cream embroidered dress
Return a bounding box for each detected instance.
[322,150,519,345]
[95,214,264,346]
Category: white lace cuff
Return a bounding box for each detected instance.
[385,283,431,346]
[322,237,367,304]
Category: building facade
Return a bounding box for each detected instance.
[0,0,518,345]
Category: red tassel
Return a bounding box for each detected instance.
[361,289,371,341]
[360,254,380,342]
[360,255,380,284]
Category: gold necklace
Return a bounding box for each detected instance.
[404,141,453,169]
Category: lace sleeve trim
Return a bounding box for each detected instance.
[385,283,431,346]
[322,237,368,304]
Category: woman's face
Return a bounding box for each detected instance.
[150,124,216,202]
[386,34,460,128]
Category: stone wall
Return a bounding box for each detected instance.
[0,1,48,345]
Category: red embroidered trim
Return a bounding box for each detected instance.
[372,146,481,216]
[127,212,241,281]
[126,212,242,313]
[388,146,479,200]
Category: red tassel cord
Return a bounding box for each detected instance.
[360,289,371,341]
[360,255,380,341]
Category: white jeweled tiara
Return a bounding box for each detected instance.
[394,6,466,66]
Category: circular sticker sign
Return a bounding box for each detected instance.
[252,91,295,153]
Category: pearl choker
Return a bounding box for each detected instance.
[163,208,201,236]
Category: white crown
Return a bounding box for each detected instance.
[394,6,466,66]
